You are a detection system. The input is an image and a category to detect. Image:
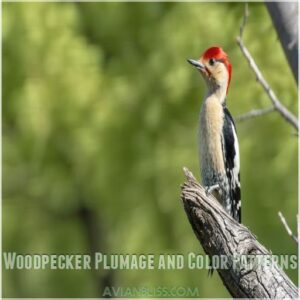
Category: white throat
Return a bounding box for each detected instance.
[202,69,228,104]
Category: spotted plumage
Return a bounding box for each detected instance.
[221,107,241,222]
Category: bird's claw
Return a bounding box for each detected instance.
[204,184,220,196]
[205,186,210,197]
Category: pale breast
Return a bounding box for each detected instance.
[199,96,225,184]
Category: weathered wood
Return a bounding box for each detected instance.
[181,167,298,298]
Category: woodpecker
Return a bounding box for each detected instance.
[187,46,241,223]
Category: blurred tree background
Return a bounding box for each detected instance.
[2,2,297,298]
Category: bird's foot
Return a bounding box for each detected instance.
[205,184,220,196]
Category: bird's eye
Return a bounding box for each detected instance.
[209,58,216,66]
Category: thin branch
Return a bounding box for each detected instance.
[278,211,298,244]
[236,4,299,132]
[181,168,298,298]
[239,2,249,39]
[236,106,275,122]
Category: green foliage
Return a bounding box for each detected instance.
[3,3,297,297]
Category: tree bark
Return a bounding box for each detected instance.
[181,167,298,298]
[265,2,298,83]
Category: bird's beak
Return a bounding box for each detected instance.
[187,59,205,71]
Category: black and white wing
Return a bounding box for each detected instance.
[222,107,241,222]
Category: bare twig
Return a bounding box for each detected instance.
[239,2,249,39]
[236,106,275,122]
[236,4,299,132]
[278,211,298,244]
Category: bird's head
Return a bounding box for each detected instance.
[188,46,232,95]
